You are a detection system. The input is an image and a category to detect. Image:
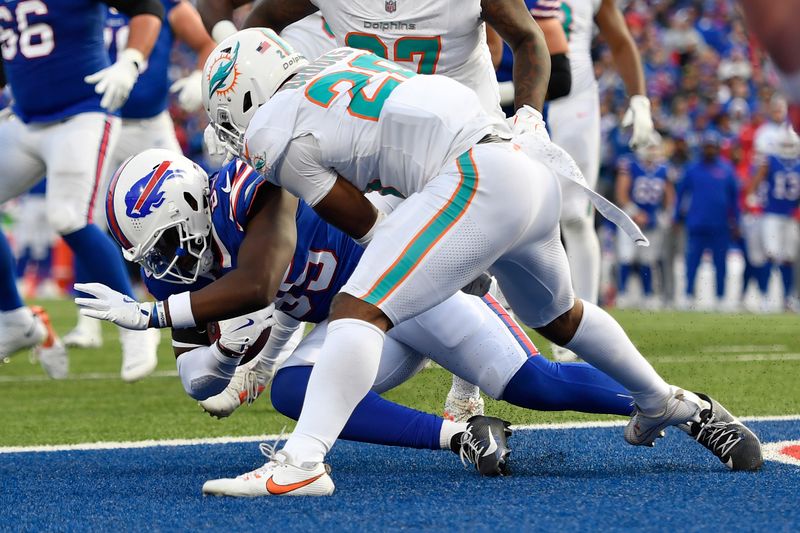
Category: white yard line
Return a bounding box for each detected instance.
[651,353,800,363]
[701,345,789,353]
[1,415,798,455]
[0,370,179,383]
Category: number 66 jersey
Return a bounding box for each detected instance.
[143,158,367,324]
[244,47,501,206]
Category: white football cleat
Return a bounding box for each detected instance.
[625,387,705,447]
[63,313,103,349]
[0,307,46,357]
[551,343,580,362]
[119,327,160,382]
[202,448,334,497]
[200,361,274,418]
[30,306,68,380]
[443,392,485,423]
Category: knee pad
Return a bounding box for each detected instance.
[46,203,87,235]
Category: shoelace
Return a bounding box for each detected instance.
[458,425,485,468]
[242,371,260,405]
[241,428,287,479]
[694,415,742,460]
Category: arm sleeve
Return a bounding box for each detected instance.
[546,52,572,100]
[102,0,165,19]
[275,134,338,207]
[176,344,241,400]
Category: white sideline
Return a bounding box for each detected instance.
[1,415,798,455]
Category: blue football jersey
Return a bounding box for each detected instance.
[144,159,364,324]
[1,0,110,123]
[764,156,800,215]
[105,0,179,119]
[621,157,669,229]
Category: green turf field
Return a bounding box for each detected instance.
[0,299,798,447]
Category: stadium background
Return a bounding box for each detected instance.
[1,0,799,530]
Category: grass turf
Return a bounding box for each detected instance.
[0,299,798,447]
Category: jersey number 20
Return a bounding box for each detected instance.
[0,0,54,60]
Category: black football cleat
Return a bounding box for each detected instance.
[451,415,512,476]
[687,392,763,472]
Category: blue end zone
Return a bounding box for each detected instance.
[2,420,799,531]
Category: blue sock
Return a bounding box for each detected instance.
[0,231,24,311]
[758,263,772,295]
[501,355,634,416]
[639,265,653,296]
[779,263,794,299]
[62,225,134,297]
[618,264,632,293]
[271,366,444,450]
[16,248,31,279]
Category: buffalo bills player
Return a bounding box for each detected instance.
[748,127,800,312]
[615,137,674,309]
[0,0,164,380]
[65,0,216,348]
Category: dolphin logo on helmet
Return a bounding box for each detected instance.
[208,41,241,98]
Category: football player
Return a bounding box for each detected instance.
[614,135,674,310]
[64,0,216,349]
[0,0,164,381]
[101,148,644,490]
[747,127,800,312]
[77,33,763,495]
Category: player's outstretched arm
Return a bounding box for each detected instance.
[243,0,317,32]
[482,0,550,111]
[104,0,164,57]
[168,1,218,111]
[196,0,250,38]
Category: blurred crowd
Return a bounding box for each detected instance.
[6,0,800,313]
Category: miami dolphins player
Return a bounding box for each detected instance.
[64,0,217,349]
[96,148,648,490]
[0,0,164,380]
[77,32,763,495]
[748,127,800,312]
[614,136,674,310]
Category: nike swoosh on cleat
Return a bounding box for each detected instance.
[265,473,325,495]
[232,319,255,332]
[483,429,498,457]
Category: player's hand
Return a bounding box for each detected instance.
[74,282,153,330]
[622,95,655,150]
[633,212,649,227]
[169,70,203,112]
[84,49,146,112]
[509,105,550,141]
[204,124,233,162]
[217,305,276,355]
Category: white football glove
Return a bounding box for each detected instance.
[84,48,146,112]
[216,305,275,355]
[169,70,203,112]
[509,104,550,142]
[203,124,232,161]
[74,282,152,330]
[622,95,656,150]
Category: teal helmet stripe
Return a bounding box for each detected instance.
[208,41,240,97]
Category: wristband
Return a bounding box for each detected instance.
[151,300,168,328]
[167,292,197,328]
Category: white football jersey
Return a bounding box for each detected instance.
[244,48,497,203]
[560,0,601,93]
[280,13,338,60]
[309,0,505,123]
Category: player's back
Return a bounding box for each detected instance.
[765,156,800,214]
[314,0,504,122]
[105,0,179,119]
[247,47,497,199]
[0,0,109,122]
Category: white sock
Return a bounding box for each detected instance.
[562,217,600,304]
[1,307,34,326]
[439,420,468,449]
[564,301,670,414]
[449,375,480,400]
[281,318,385,464]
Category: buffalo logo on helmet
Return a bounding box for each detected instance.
[208,41,241,98]
[124,161,183,219]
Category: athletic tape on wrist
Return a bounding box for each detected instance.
[167,292,196,328]
[152,301,168,328]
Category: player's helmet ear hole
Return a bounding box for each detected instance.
[202,196,209,209]
[242,91,252,113]
[183,192,198,211]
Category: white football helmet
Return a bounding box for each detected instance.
[776,125,800,160]
[105,148,213,284]
[202,27,308,157]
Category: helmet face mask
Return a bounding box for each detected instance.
[139,221,213,284]
[211,105,245,157]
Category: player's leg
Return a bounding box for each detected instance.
[777,217,799,307]
[639,228,663,308]
[616,227,637,308]
[0,117,52,356]
[684,228,705,303]
[41,112,159,381]
[390,290,634,416]
[279,144,535,470]
[710,229,730,303]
